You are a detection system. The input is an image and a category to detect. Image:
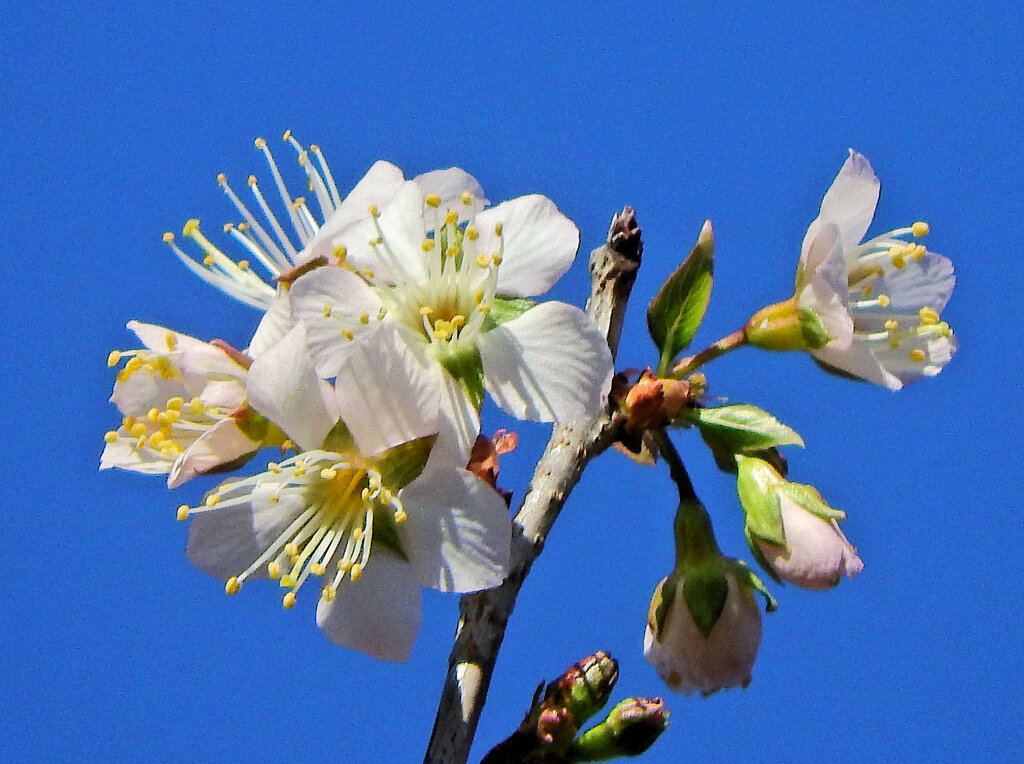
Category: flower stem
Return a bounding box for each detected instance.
[671,326,747,378]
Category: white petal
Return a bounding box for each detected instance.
[315,551,422,662]
[288,266,385,378]
[246,288,293,358]
[332,326,440,456]
[167,420,261,489]
[369,181,431,284]
[413,168,487,224]
[186,503,265,581]
[812,337,901,389]
[872,251,956,315]
[399,468,511,593]
[246,324,337,449]
[816,150,880,252]
[797,224,853,349]
[475,195,580,297]
[296,160,407,266]
[479,302,613,422]
[867,331,957,386]
[109,369,186,418]
[429,369,481,468]
[99,438,171,474]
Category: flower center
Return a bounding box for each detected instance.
[179,450,408,609]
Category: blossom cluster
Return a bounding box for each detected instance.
[102,134,613,661]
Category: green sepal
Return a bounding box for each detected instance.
[735,455,786,546]
[647,220,714,374]
[743,525,784,585]
[234,408,271,444]
[798,307,832,349]
[732,559,778,613]
[374,434,437,491]
[440,347,485,411]
[685,404,805,453]
[487,296,536,328]
[682,570,729,638]
[366,517,409,562]
[778,481,846,521]
[320,419,356,455]
[651,573,680,642]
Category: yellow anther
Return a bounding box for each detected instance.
[285,542,299,557]
[451,314,466,328]
[188,397,204,415]
[237,260,250,270]
[183,218,200,236]
[203,254,214,266]
[877,294,891,308]
[238,222,249,231]
[268,561,283,579]
[107,350,121,367]
[310,563,327,576]
[475,254,491,268]
[377,307,388,320]
[254,137,267,148]
[474,288,485,304]
[477,303,492,315]
[445,247,458,258]
[368,204,381,218]
[176,505,190,522]
[445,210,459,225]
[861,285,874,298]
[104,430,118,443]
[267,461,281,473]
[282,129,292,141]
[310,143,319,151]
[166,396,184,411]
[422,238,436,252]
[125,357,142,373]
[269,492,281,503]
[884,319,900,331]
[164,332,178,351]
[492,254,503,266]
[420,306,434,316]
[129,422,147,438]
[280,574,297,588]
[333,244,348,260]
[394,508,408,524]
[225,577,241,595]
[281,439,295,451]
[494,222,504,236]
[359,311,369,324]
[425,193,442,208]
[912,221,930,237]
[940,322,953,338]
[148,431,165,447]
[147,407,160,422]
[908,348,927,363]
[320,467,338,480]
[205,493,221,507]
[341,328,354,341]
[338,559,352,571]
[919,307,941,325]
[350,563,363,582]
[352,527,364,541]
[465,225,478,240]
[247,175,257,186]
[321,586,337,603]
[162,232,174,243]
[891,253,907,269]
[361,268,375,279]
[122,415,136,428]
[282,592,297,609]
[216,172,227,185]
[461,191,473,205]
[912,244,927,260]
[294,459,307,475]
[322,303,333,318]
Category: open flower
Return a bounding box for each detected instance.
[736,455,862,589]
[100,321,261,488]
[289,171,613,436]
[747,151,956,389]
[643,565,762,696]
[178,324,511,661]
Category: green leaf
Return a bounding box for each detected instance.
[683,572,729,638]
[647,220,714,373]
[487,296,536,328]
[374,434,437,490]
[687,404,805,453]
[778,481,846,521]
[735,455,786,546]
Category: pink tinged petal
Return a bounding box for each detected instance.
[246,324,338,450]
[296,160,407,266]
[247,288,293,358]
[332,327,440,456]
[99,438,171,474]
[478,302,613,422]
[398,468,511,593]
[817,149,881,251]
[413,168,487,223]
[758,497,862,589]
[167,420,261,489]
[289,266,386,379]
[315,550,423,662]
[475,195,580,298]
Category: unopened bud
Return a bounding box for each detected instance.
[571,696,670,761]
[624,373,692,430]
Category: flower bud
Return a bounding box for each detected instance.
[570,697,669,761]
[643,566,762,696]
[736,455,863,589]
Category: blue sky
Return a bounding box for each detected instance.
[2,2,1021,761]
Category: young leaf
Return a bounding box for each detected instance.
[686,404,804,453]
[647,220,714,373]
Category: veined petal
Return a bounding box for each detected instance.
[797,224,854,350]
[332,326,440,457]
[413,167,487,224]
[399,467,511,593]
[289,266,387,379]
[315,550,422,662]
[99,437,173,475]
[432,368,481,468]
[186,502,268,581]
[366,181,431,284]
[168,419,260,489]
[247,324,338,450]
[246,288,293,358]
[812,337,900,390]
[864,331,957,387]
[816,149,880,252]
[478,302,613,422]
[475,195,580,298]
[868,251,956,315]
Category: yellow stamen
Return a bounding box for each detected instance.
[225,577,241,595]
[322,303,333,318]
[268,561,283,579]
[107,350,121,367]
[282,592,297,609]
[912,221,930,237]
[494,222,504,236]
[162,232,175,243]
[422,239,436,252]
[919,307,941,325]
[475,254,490,268]
[444,210,458,225]
[908,348,926,363]
[104,431,118,443]
[368,204,381,218]
[461,191,473,205]
[176,505,190,522]
[425,194,441,208]
[333,244,348,260]
[877,294,891,308]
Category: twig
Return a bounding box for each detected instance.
[423,208,643,764]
